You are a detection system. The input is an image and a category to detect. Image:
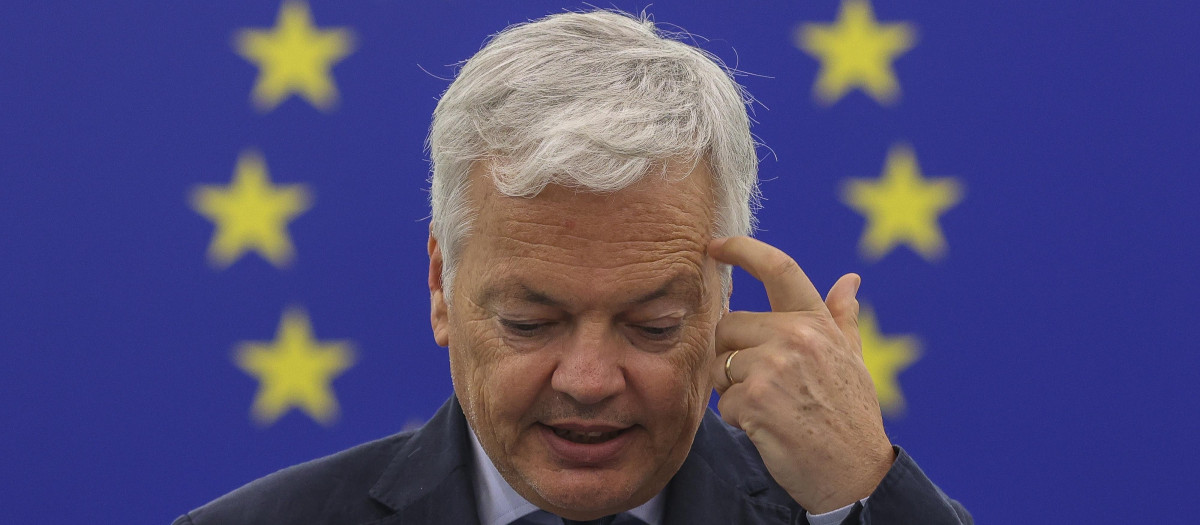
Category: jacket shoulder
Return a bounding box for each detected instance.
[680,411,972,524]
[663,410,803,524]
[175,431,415,525]
[861,446,974,524]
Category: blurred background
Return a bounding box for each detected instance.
[2,1,1197,523]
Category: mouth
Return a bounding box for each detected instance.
[548,426,625,444]
[538,422,636,465]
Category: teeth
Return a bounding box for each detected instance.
[552,427,621,444]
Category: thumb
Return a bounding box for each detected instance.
[825,273,862,347]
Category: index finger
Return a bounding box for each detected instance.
[708,236,826,313]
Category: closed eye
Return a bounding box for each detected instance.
[634,324,681,341]
[499,319,552,337]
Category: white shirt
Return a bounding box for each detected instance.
[468,429,665,525]
[467,426,860,525]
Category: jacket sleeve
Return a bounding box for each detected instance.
[847,446,972,525]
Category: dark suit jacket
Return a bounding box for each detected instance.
[174,397,971,524]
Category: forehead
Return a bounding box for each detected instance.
[461,161,716,307]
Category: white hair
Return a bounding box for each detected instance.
[428,9,760,300]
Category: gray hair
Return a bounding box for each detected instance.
[428,9,760,300]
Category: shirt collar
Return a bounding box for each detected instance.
[468,426,664,525]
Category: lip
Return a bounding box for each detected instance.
[538,422,636,466]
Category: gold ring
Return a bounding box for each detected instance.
[724,349,740,385]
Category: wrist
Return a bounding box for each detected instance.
[802,444,895,513]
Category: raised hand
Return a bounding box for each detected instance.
[709,236,894,513]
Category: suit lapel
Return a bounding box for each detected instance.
[362,401,797,525]
[662,410,796,525]
[367,396,481,525]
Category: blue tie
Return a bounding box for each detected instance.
[561,517,617,525]
[510,510,642,525]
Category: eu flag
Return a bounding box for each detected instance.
[2,1,1196,522]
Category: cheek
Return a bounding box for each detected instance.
[450,316,551,445]
[449,318,498,387]
[679,320,719,415]
[449,317,506,421]
[678,346,714,414]
[679,317,717,382]
[634,325,715,425]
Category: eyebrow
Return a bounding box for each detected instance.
[478,283,563,309]
[477,274,701,311]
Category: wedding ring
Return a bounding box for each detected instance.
[724,349,740,385]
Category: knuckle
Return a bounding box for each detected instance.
[782,322,820,349]
[764,351,796,371]
[742,380,772,408]
[739,418,759,436]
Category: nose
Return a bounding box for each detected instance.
[550,322,626,405]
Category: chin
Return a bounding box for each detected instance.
[510,425,664,517]
[531,471,646,519]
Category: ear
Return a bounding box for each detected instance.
[428,231,450,347]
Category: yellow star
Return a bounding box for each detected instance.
[858,304,919,417]
[842,144,964,261]
[234,307,355,426]
[794,0,916,105]
[190,150,313,268]
[234,0,356,112]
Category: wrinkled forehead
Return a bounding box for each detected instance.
[470,159,715,240]
[460,162,717,306]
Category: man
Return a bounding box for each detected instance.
[175,9,971,525]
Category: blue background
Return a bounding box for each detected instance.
[2,1,1198,523]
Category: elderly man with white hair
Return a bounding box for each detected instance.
[175,10,970,525]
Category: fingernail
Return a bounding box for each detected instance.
[709,238,728,252]
[853,274,862,296]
